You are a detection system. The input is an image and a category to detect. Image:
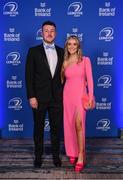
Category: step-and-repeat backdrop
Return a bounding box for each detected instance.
[0,0,123,138]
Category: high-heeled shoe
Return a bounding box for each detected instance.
[69,157,76,164]
[75,162,84,172]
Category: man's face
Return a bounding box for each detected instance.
[42,25,56,44]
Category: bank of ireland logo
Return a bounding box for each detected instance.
[8,119,24,132]
[97,75,112,88]
[99,27,114,41]
[96,119,110,131]
[67,28,83,42]
[3,2,19,17]
[8,97,22,110]
[36,28,43,41]
[67,2,83,17]
[6,52,21,66]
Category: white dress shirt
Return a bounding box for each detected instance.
[43,41,58,78]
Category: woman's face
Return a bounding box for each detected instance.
[67,38,78,55]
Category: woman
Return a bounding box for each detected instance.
[61,36,94,172]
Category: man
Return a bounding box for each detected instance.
[25,21,64,168]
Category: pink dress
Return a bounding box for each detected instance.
[63,56,94,158]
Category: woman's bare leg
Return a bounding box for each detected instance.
[75,112,84,163]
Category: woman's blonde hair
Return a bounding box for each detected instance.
[61,35,83,83]
[64,35,83,62]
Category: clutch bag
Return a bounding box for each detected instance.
[82,94,96,110]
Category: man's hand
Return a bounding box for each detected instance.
[29,97,38,109]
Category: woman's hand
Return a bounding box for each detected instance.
[88,98,95,109]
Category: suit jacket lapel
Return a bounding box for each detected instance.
[53,46,61,78]
[39,44,52,76]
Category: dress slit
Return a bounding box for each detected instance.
[74,107,86,159]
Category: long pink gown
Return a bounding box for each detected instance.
[63,56,94,158]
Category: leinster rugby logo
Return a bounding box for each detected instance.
[96,119,110,131]
[8,97,22,110]
[36,28,43,41]
[44,119,50,132]
[99,27,114,41]
[6,52,20,66]
[3,2,19,16]
[67,2,83,17]
[97,75,112,88]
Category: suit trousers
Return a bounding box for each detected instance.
[32,99,63,160]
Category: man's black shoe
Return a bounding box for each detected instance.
[33,160,42,168]
[53,157,62,167]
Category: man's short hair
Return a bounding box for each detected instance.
[42,21,56,29]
